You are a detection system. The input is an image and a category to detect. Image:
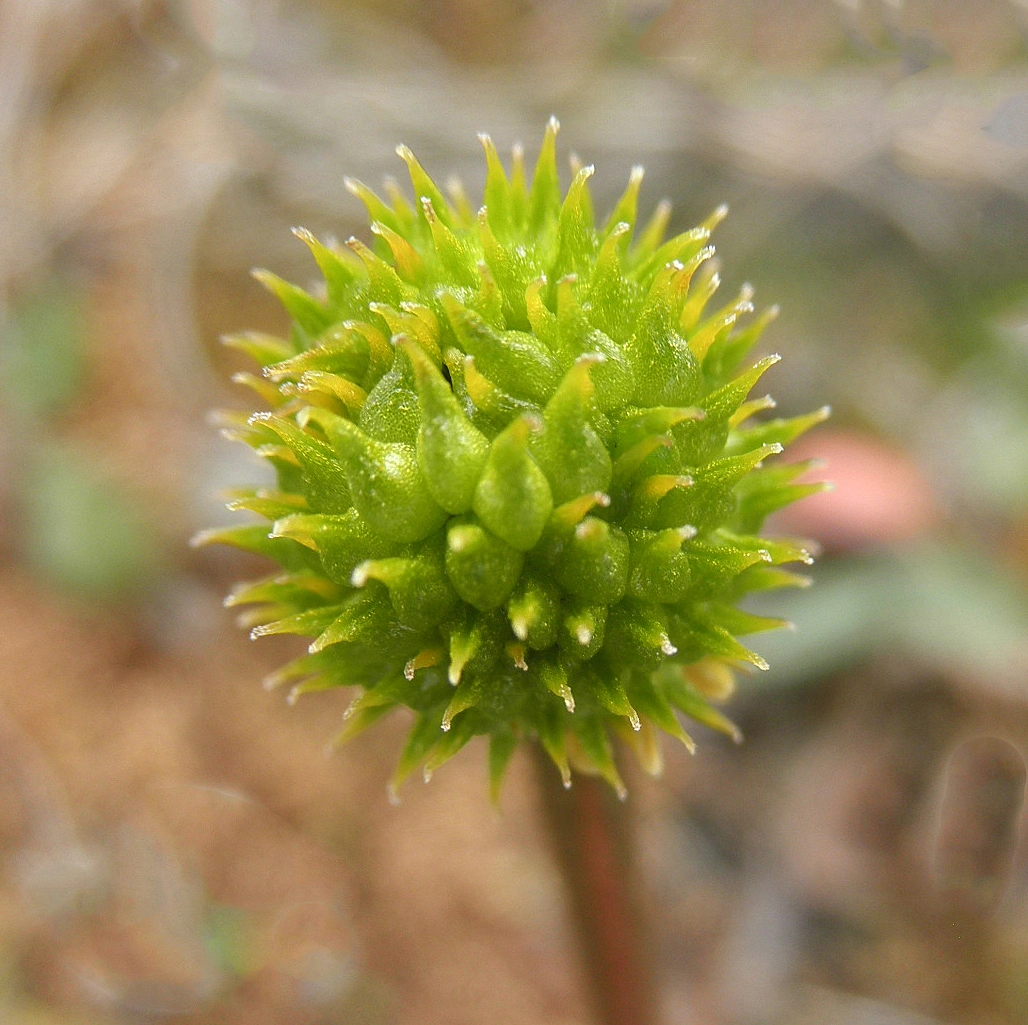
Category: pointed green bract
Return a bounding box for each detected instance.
[210,122,825,798]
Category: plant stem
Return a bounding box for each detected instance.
[533,745,659,1025]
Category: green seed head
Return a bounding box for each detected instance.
[200,119,828,799]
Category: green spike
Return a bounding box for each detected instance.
[477,210,537,328]
[265,326,370,383]
[587,222,641,344]
[369,221,425,284]
[309,589,405,654]
[346,236,407,307]
[528,115,562,234]
[629,198,672,268]
[314,409,446,543]
[602,165,644,238]
[537,701,572,788]
[249,603,350,641]
[222,330,294,366]
[252,270,331,339]
[396,144,455,229]
[345,176,404,233]
[648,443,784,532]
[473,415,554,551]
[509,142,528,229]
[539,657,575,713]
[445,516,525,611]
[356,340,421,445]
[479,132,512,238]
[552,165,597,279]
[390,705,449,799]
[726,405,831,456]
[668,609,769,671]
[659,668,742,743]
[291,227,362,308]
[421,198,477,288]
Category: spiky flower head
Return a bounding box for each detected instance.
[197,119,827,799]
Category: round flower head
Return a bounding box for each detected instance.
[198,119,828,799]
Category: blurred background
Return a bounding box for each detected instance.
[1,0,1028,1022]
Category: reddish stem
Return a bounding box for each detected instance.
[534,746,658,1025]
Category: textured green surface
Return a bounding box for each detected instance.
[200,120,826,797]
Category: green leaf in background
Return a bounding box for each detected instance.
[22,445,158,600]
[750,544,1028,694]
[0,280,85,420]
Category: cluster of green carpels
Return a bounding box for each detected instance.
[196,119,827,798]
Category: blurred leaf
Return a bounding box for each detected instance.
[22,445,158,599]
[0,281,85,420]
[750,544,1028,693]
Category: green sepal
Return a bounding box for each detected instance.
[559,599,606,662]
[604,600,676,672]
[252,413,352,513]
[624,265,701,406]
[627,527,693,603]
[271,509,393,586]
[473,415,554,551]
[309,588,409,654]
[402,339,490,514]
[445,516,524,611]
[667,609,769,670]
[252,269,332,340]
[357,340,422,445]
[507,573,562,650]
[623,672,695,752]
[444,608,507,685]
[353,547,458,632]
[444,294,559,406]
[570,715,625,797]
[315,409,447,544]
[489,731,519,803]
[554,277,634,411]
[533,355,613,504]
[556,517,629,605]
